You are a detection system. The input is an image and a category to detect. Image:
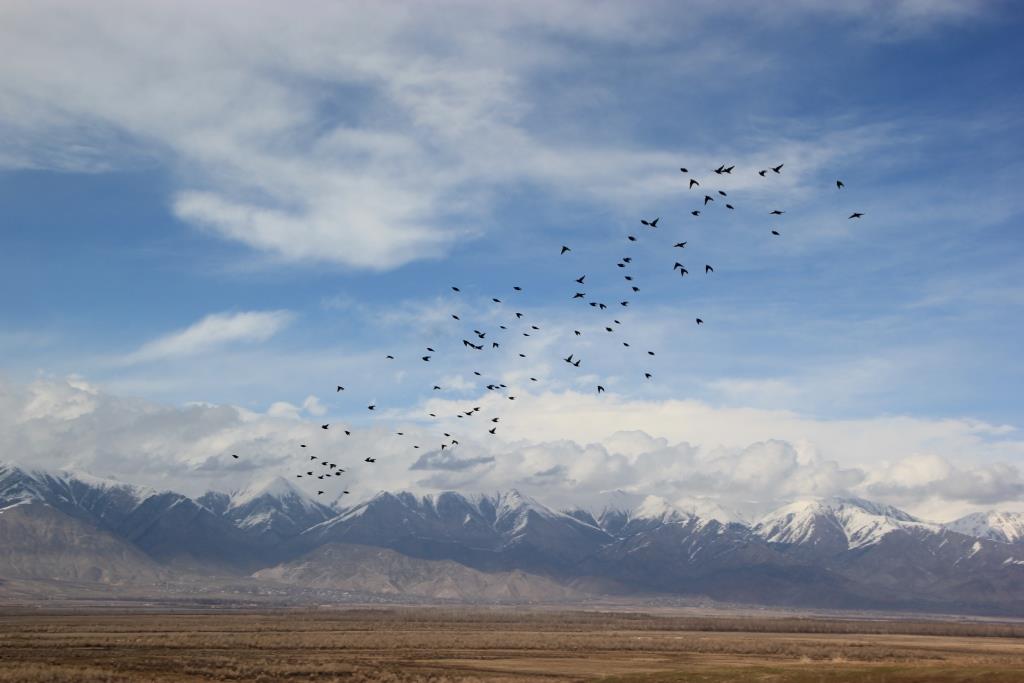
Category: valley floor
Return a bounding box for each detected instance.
[0,608,1023,682]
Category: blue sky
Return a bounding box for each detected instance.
[1,1,1022,517]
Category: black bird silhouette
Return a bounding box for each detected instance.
[725,204,734,210]
[492,298,501,303]
[674,242,687,248]
[714,164,725,174]
[647,351,655,356]
[231,454,239,459]
[705,265,714,273]
[574,330,581,336]
[452,314,460,320]
[530,377,538,381]
[310,455,317,461]
[691,210,701,216]
[770,210,785,215]
[849,212,864,219]
[680,167,688,173]
[689,179,699,188]
[718,190,727,196]
[321,424,329,430]
[576,275,586,284]
[758,169,767,176]
[632,286,639,292]
[641,217,659,227]
[696,318,704,325]
[771,229,780,236]
[673,262,684,271]
[365,457,376,463]
[836,180,845,189]
[573,292,585,299]
[597,385,605,393]
[704,195,714,205]
[772,163,784,173]
[492,342,500,348]
[723,165,734,173]
[627,235,637,241]
[488,427,497,434]
[563,354,575,364]
[422,355,431,361]
[645,373,652,379]
[560,245,571,254]
[318,490,324,495]
[385,355,394,359]
[513,286,522,291]
[367,404,375,410]
[336,386,344,392]
[451,286,460,292]
[620,301,629,307]
[605,326,613,332]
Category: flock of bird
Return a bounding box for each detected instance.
[229,163,863,499]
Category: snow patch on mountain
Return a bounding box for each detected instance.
[946,511,1024,544]
[756,497,939,550]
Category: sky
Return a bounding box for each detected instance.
[1,0,1022,521]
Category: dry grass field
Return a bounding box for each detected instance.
[1,608,1023,682]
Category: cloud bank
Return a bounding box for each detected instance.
[2,375,1019,521]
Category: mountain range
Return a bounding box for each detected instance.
[1,462,1022,614]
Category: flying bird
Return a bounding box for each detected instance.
[836,180,844,189]
[696,318,704,325]
[705,265,714,273]
[597,385,605,393]
[627,235,637,241]
[674,242,687,248]
[560,245,571,254]
[849,212,864,219]
[770,210,785,215]
[758,169,767,176]
[576,275,586,284]
[691,210,701,216]
[772,164,784,173]
[689,179,699,188]
[771,229,780,236]
[336,386,344,392]
[641,217,659,227]
[231,454,239,459]
[321,424,329,430]
[451,286,460,292]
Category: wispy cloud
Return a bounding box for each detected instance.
[121,310,293,365]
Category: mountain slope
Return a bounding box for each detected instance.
[0,501,165,583]
[254,543,584,602]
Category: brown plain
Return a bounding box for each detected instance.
[1,609,1023,682]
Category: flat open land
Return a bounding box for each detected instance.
[1,609,1023,682]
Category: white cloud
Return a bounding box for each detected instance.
[121,310,293,365]
[2,375,1021,521]
[0,2,988,270]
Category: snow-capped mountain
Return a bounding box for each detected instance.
[946,511,1024,545]
[206,476,335,544]
[585,492,744,537]
[755,497,940,552]
[0,464,264,571]
[3,461,1024,614]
